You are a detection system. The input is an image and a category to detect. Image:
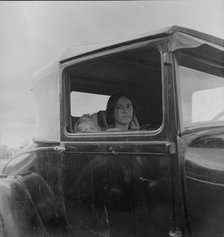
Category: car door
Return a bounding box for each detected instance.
[60,40,180,237]
[60,138,177,237]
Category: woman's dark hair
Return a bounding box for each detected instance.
[106,90,136,126]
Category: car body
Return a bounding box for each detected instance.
[1,25,224,237]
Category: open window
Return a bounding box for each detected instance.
[63,46,163,134]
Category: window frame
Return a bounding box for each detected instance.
[60,38,171,142]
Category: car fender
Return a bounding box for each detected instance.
[0,172,71,237]
[0,174,48,237]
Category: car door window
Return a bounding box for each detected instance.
[64,46,163,135]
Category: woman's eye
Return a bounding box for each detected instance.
[126,104,132,109]
[117,105,123,110]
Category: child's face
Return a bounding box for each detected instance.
[77,120,100,133]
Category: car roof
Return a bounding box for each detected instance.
[59,25,224,63]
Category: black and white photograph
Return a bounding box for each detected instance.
[0,1,224,236]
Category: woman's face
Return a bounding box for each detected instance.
[114,96,133,125]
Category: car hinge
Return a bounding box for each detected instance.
[53,144,66,152]
[167,142,177,155]
[169,228,182,237]
[163,52,172,65]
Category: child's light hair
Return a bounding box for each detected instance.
[75,114,100,133]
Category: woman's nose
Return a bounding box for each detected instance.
[122,107,129,113]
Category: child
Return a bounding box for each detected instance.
[75,114,101,133]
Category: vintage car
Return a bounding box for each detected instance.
[0,25,224,237]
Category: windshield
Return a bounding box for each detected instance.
[176,45,224,131]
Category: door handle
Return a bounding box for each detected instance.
[53,145,66,152]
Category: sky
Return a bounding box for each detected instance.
[0,1,224,148]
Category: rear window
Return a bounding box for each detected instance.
[70,92,109,117]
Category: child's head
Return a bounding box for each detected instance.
[76,115,100,133]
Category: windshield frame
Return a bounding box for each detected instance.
[174,44,224,135]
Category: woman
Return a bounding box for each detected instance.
[106,91,140,131]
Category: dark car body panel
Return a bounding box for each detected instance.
[183,129,224,237]
[2,140,177,237]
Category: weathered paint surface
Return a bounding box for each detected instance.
[1,140,175,237]
[184,128,224,237]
